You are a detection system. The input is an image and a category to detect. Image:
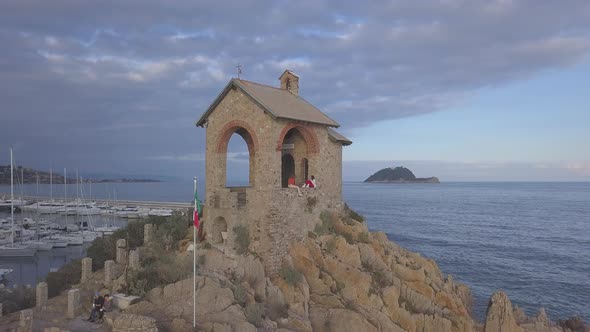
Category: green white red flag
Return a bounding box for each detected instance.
[193,185,201,228]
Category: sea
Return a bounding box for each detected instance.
[0,181,588,322]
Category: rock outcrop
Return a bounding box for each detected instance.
[121,209,477,331]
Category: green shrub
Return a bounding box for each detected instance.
[126,253,192,296]
[232,283,247,307]
[87,236,116,271]
[203,242,212,249]
[279,266,302,286]
[233,225,250,255]
[357,232,370,244]
[266,302,289,321]
[0,285,35,315]
[344,203,365,223]
[245,303,264,327]
[45,259,81,298]
[314,211,335,235]
[326,236,337,253]
[155,214,189,250]
[341,232,354,244]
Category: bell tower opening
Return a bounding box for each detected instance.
[226,133,250,187]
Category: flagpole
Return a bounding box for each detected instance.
[193,176,197,329]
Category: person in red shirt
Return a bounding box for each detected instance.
[288,174,302,196]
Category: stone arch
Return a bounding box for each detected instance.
[211,216,227,244]
[276,123,319,153]
[216,120,258,155]
[216,120,258,186]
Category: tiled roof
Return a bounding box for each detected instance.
[196,78,340,128]
[328,128,352,146]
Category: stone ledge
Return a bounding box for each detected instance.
[112,294,142,310]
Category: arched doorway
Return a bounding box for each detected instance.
[212,216,227,244]
[280,128,308,186]
[281,154,295,188]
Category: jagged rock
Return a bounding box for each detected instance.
[327,309,378,332]
[484,291,523,332]
[236,255,266,300]
[393,264,426,282]
[358,243,389,272]
[331,236,362,268]
[112,313,158,332]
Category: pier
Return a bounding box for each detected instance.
[0,194,192,210]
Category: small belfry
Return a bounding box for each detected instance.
[196,69,351,273]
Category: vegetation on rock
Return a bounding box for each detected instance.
[233,224,250,254]
[0,285,35,316]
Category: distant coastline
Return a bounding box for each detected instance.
[0,165,160,185]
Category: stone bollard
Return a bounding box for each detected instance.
[67,289,80,319]
[81,257,92,282]
[105,260,115,283]
[116,239,127,264]
[0,302,2,317]
[19,309,33,332]
[36,282,48,309]
[129,250,140,270]
[144,223,153,244]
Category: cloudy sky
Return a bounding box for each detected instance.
[1,0,589,182]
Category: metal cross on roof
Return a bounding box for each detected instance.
[236,64,242,79]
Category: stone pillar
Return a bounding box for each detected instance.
[116,239,127,264]
[144,224,153,244]
[81,257,92,282]
[19,309,33,332]
[105,260,115,283]
[129,250,140,270]
[36,282,48,309]
[67,289,80,319]
[0,302,3,317]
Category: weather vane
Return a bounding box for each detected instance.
[236,63,242,79]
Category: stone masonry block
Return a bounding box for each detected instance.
[81,257,92,282]
[67,289,80,319]
[116,239,127,263]
[105,260,115,283]
[129,249,140,270]
[144,223,153,244]
[36,282,48,309]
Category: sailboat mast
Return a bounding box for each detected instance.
[76,168,79,202]
[64,168,67,225]
[10,148,14,246]
[50,168,53,202]
[20,167,23,200]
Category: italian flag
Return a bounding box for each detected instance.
[193,186,201,228]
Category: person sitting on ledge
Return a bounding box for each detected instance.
[288,174,303,196]
[303,175,316,188]
[87,292,104,322]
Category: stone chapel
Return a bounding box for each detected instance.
[196,70,351,273]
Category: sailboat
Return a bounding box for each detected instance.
[0,148,37,257]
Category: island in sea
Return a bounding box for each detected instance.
[364,166,440,183]
[0,165,161,185]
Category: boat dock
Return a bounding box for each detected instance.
[0,194,192,210]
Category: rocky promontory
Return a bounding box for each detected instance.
[2,207,587,332]
[365,166,440,183]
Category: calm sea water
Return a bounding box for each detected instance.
[343,182,590,322]
[1,182,588,321]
